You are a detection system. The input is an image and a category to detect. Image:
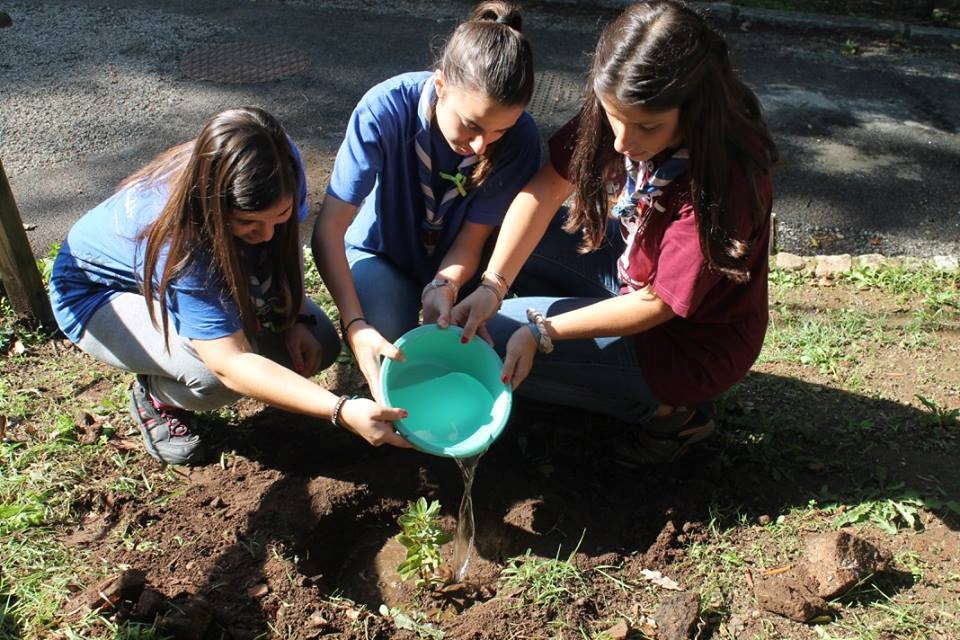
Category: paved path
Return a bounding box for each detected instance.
[1,0,958,257]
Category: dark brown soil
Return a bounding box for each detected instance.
[7,274,959,639]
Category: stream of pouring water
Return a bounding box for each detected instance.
[452,453,482,581]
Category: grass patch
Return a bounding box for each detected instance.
[500,533,589,621]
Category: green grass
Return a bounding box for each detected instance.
[500,533,589,616]
[763,263,960,385]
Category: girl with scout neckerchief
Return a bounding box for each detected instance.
[452,0,779,461]
[50,107,410,465]
[312,0,540,400]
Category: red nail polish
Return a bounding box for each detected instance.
[461,336,468,344]
[501,375,509,384]
[400,410,409,418]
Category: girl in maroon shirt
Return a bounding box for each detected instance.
[452,0,778,459]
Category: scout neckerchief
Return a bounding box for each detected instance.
[414,75,480,255]
[242,243,292,332]
[613,148,690,291]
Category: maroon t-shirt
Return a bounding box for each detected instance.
[549,118,772,406]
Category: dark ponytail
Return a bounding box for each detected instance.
[436,0,534,187]
[567,0,777,282]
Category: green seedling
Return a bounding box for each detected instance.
[396,497,450,589]
[916,395,960,428]
[379,605,445,639]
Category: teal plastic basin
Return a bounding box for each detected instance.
[380,324,512,458]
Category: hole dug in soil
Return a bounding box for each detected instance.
[299,460,546,613]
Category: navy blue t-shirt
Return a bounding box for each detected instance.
[328,71,541,283]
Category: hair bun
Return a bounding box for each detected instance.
[471,1,523,33]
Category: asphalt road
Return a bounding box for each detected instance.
[2,0,958,258]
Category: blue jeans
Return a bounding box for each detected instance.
[347,246,423,342]
[485,212,661,424]
[347,244,489,342]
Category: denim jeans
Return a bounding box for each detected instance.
[485,211,661,424]
[346,246,423,342]
[346,244,490,342]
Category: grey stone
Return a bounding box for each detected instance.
[855,254,886,270]
[932,255,960,272]
[815,254,853,278]
[655,591,701,640]
[775,252,807,272]
[736,6,905,37]
[693,2,738,25]
[901,256,927,270]
[908,24,960,45]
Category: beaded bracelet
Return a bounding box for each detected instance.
[331,394,350,428]
[525,307,554,354]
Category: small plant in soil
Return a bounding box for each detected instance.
[396,497,451,589]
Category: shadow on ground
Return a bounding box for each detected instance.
[174,370,958,637]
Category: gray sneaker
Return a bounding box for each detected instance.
[128,375,203,465]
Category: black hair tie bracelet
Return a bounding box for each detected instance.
[341,316,368,337]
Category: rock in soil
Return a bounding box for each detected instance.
[754,571,830,623]
[132,588,167,620]
[155,595,213,640]
[804,530,891,598]
[643,519,679,567]
[85,568,146,612]
[604,619,631,639]
[655,591,701,640]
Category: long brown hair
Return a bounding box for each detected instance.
[433,0,534,187]
[129,107,304,346]
[567,0,778,282]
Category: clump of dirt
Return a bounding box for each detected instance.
[753,530,893,623]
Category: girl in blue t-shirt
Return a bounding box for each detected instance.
[312,0,541,400]
[50,107,410,465]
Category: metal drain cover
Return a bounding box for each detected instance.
[528,71,583,127]
[180,42,310,83]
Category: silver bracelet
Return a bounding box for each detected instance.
[421,277,458,304]
[478,282,503,308]
[525,308,554,354]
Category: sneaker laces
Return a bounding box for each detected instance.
[149,397,192,438]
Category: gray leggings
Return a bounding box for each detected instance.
[75,292,341,411]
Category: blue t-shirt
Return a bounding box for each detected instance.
[49,145,310,343]
[327,71,541,284]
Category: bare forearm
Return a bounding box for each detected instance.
[216,352,339,419]
[436,222,495,286]
[311,197,363,323]
[488,163,573,285]
[540,288,675,341]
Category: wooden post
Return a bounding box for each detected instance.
[0,159,54,326]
